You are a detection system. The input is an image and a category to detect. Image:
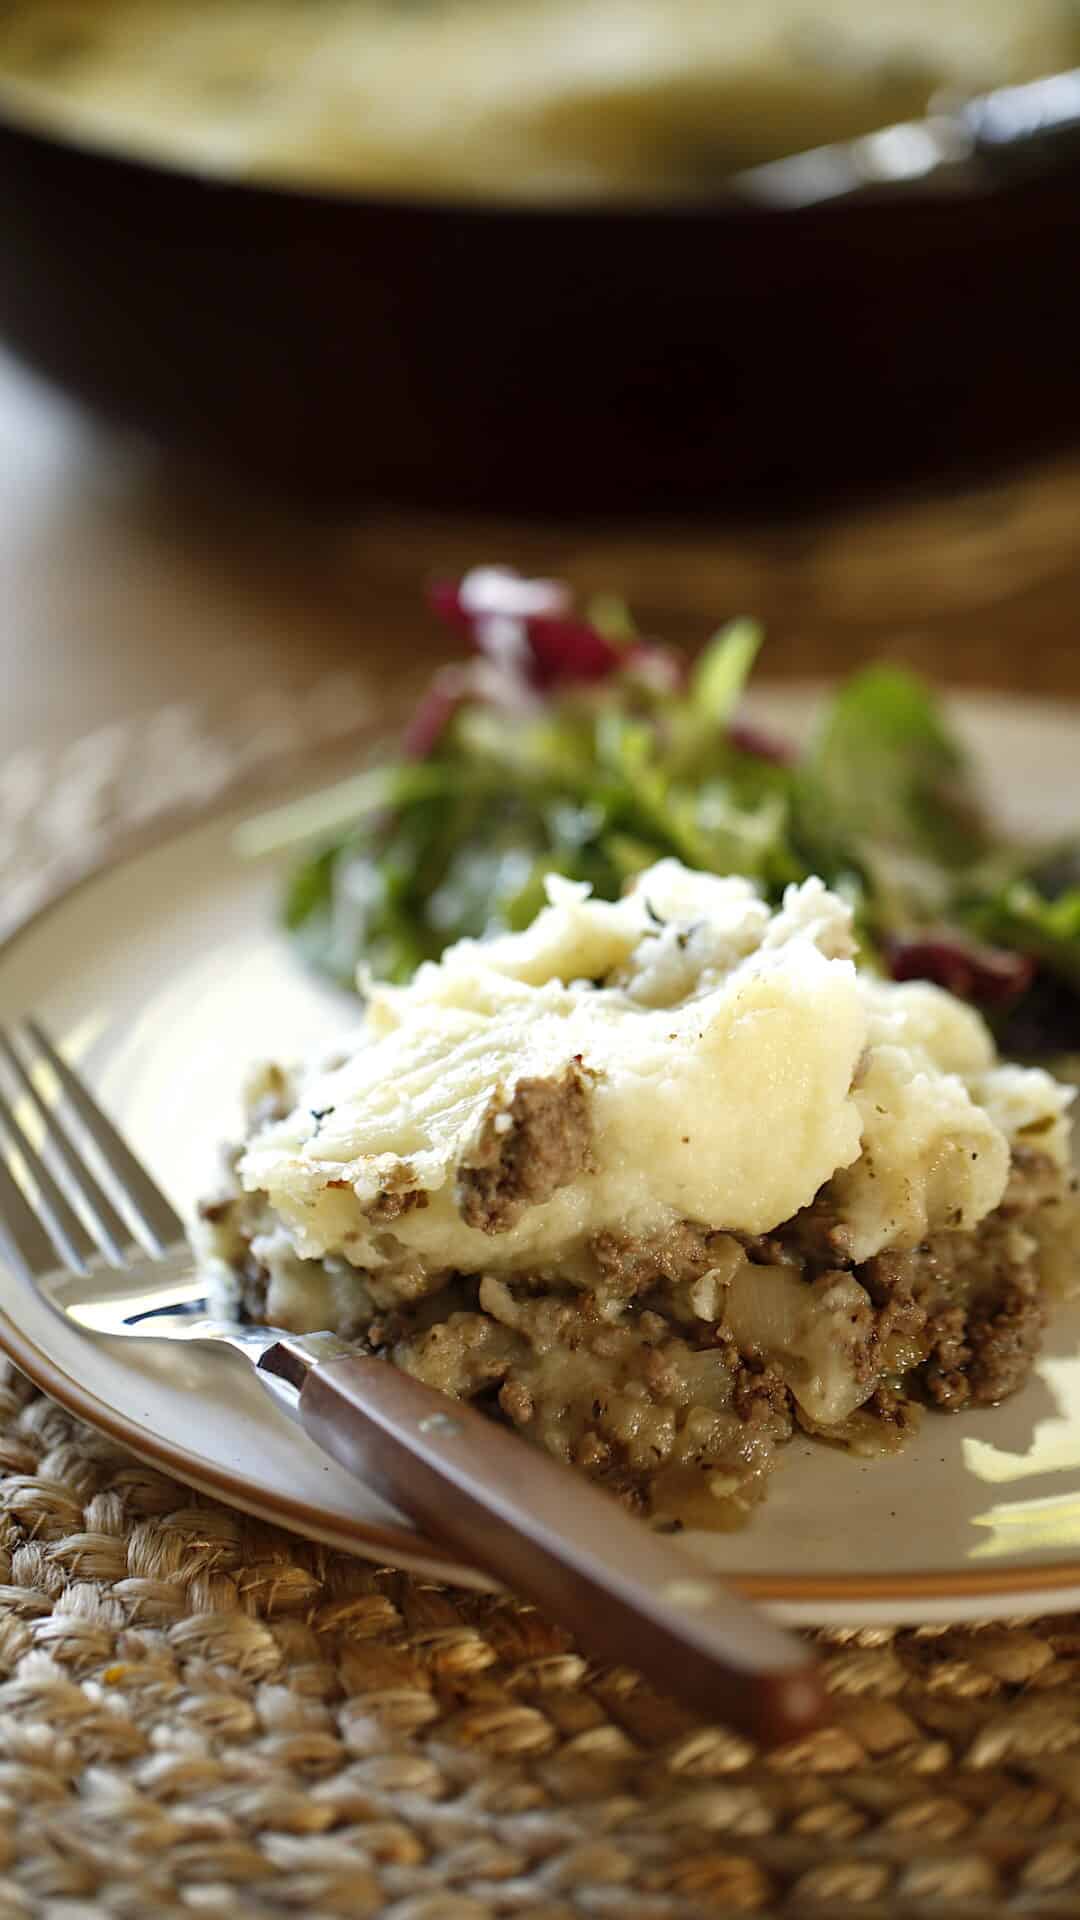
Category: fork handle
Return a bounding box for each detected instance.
[265,1344,826,1748]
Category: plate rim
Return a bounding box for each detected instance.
[0,749,494,1592]
[5,701,1080,1615]
[0,1297,491,1585]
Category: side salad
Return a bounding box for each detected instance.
[248,566,1080,1055]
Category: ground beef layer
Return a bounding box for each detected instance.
[200,1147,1076,1531]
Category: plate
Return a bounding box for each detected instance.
[2,688,1080,1626]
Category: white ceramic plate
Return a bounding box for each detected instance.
[2,689,1080,1627]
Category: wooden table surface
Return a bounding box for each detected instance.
[4,345,1080,775]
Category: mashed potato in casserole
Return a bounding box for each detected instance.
[201,862,1076,1527]
[1,1,1079,202]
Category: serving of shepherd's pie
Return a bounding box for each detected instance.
[198,859,1077,1531]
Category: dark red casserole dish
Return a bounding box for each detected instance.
[1,76,1080,514]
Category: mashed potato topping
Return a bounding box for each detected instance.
[238,862,1069,1294]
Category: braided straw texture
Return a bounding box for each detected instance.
[4,1359,1080,1920]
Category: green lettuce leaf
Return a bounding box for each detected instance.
[798,664,989,872]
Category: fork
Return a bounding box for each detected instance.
[0,1017,827,1748]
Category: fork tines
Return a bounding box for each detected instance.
[0,1021,183,1278]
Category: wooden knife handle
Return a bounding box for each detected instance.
[279,1348,826,1748]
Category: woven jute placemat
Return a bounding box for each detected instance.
[3,1357,1080,1920]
